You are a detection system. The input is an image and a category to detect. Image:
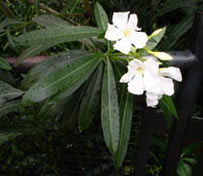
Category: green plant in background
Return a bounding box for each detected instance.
[0,0,203,175]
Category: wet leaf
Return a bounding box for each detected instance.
[101,59,120,154]
[114,87,134,169]
[23,53,102,102]
[94,2,108,30]
[78,63,103,131]
[33,14,71,28]
[0,56,12,70]
[0,80,24,105]
[14,26,103,46]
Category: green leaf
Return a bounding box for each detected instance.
[0,100,22,118]
[0,80,24,105]
[153,0,201,20]
[159,12,194,50]
[14,26,103,46]
[78,63,103,131]
[0,18,20,33]
[0,132,22,145]
[0,56,11,70]
[49,58,99,104]
[23,53,102,103]
[7,30,19,53]
[15,43,53,66]
[182,142,203,157]
[114,88,134,169]
[21,50,89,89]
[61,0,81,13]
[101,59,120,154]
[33,14,71,28]
[160,95,178,122]
[94,2,108,30]
[147,27,166,50]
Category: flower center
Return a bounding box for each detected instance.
[136,66,144,74]
[123,28,131,37]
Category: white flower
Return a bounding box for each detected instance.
[120,57,159,95]
[145,67,182,107]
[105,12,148,54]
[146,92,162,107]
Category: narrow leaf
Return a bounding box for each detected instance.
[0,132,22,145]
[0,18,20,33]
[50,58,100,103]
[114,88,134,169]
[0,100,22,118]
[160,95,178,120]
[147,27,166,50]
[14,26,103,46]
[23,53,102,102]
[78,63,103,131]
[101,59,120,154]
[0,56,11,70]
[0,80,24,105]
[94,2,108,30]
[61,0,81,13]
[153,0,201,20]
[21,50,88,89]
[159,12,194,50]
[33,14,71,28]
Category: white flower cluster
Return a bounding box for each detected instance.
[105,12,182,107]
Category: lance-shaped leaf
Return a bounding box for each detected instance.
[0,100,22,118]
[94,2,108,30]
[14,26,103,46]
[0,80,24,105]
[0,56,11,70]
[33,14,71,28]
[114,88,134,169]
[0,132,22,145]
[101,59,120,154]
[146,27,166,50]
[160,95,178,125]
[78,63,103,131]
[159,12,194,50]
[23,53,102,103]
[49,59,99,104]
[21,50,88,89]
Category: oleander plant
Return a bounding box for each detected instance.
[0,0,202,175]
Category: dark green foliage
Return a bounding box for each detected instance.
[0,0,202,175]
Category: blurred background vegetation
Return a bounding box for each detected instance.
[0,0,203,175]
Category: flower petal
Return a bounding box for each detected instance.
[128,59,143,68]
[104,24,123,41]
[120,66,135,83]
[112,11,129,30]
[128,75,144,95]
[146,92,160,107]
[127,14,139,30]
[113,37,132,54]
[144,58,159,76]
[130,31,148,49]
[143,58,160,91]
[161,77,174,96]
[160,67,182,82]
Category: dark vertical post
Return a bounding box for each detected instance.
[134,108,165,176]
[161,12,203,176]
